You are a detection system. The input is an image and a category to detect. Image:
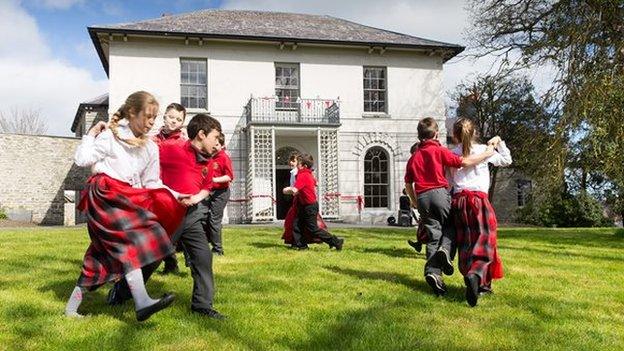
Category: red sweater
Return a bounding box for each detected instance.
[210,150,234,190]
[404,139,462,194]
[293,168,317,205]
[159,140,213,195]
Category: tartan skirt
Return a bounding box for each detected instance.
[75,174,185,289]
[282,198,324,245]
[452,190,504,286]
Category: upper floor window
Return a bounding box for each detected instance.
[364,146,390,208]
[180,58,207,109]
[363,66,387,113]
[275,63,299,110]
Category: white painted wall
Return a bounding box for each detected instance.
[108,38,449,223]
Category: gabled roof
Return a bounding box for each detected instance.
[88,9,464,75]
[71,93,109,133]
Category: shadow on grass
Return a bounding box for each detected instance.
[498,244,623,262]
[501,228,624,248]
[249,241,288,250]
[359,246,424,259]
[323,265,464,302]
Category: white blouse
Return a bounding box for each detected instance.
[74,124,163,190]
[449,141,512,194]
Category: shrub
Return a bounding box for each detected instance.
[518,192,613,227]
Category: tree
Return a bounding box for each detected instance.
[0,108,48,135]
[452,72,560,200]
[467,0,624,224]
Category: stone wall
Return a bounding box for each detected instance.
[0,133,90,225]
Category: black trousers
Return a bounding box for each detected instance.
[292,202,338,247]
[115,201,215,309]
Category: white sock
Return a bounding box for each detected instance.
[65,286,86,317]
[125,268,158,310]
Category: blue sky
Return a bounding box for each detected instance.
[22,0,225,80]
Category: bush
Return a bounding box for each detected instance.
[0,208,7,220]
[518,192,613,227]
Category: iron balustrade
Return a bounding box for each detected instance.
[245,97,340,126]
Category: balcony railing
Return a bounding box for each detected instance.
[245,96,340,126]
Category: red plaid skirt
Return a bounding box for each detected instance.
[76,174,185,289]
[282,198,324,245]
[452,190,504,287]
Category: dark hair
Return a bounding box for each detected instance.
[410,142,419,154]
[217,132,225,146]
[288,151,300,162]
[187,113,221,140]
[297,153,314,169]
[417,117,439,141]
[165,103,186,120]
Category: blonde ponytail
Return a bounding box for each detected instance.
[108,92,157,147]
[453,118,476,157]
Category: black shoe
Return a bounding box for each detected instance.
[107,282,131,306]
[136,293,175,322]
[425,273,447,296]
[290,244,309,251]
[212,248,224,256]
[429,249,454,276]
[407,239,422,253]
[191,307,227,320]
[331,237,344,251]
[465,274,480,307]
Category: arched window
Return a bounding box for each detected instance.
[364,146,390,208]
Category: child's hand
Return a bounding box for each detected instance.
[410,199,418,209]
[88,121,107,137]
[487,136,501,146]
[179,194,200,207]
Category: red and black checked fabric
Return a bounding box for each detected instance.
[452,190,504,287]
[75,174,185,289]
[282,197,324,245]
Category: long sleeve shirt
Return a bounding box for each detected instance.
[74,124,165,190]
[449,141,512,194]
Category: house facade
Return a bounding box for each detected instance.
[80,10,464,224]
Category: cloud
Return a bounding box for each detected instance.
[38,0,85,10]
[0,0,107,136]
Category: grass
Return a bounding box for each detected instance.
[0,226,623,351]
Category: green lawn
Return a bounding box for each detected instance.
[0,226,622,351]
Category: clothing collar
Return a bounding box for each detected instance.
[185,140,212,163]
[298,167,312,174]
[419,139,441,148]
[157,128,183,141]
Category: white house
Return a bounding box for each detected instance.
[75,9,464,224]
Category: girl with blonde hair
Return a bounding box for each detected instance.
[66,91,186,321]
[450,118,512,307]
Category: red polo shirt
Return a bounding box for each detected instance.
[159,140,213,195]
[153,128,185,145]
[294,167,317,205]
[211,150,234,190]
[404,139,463,194]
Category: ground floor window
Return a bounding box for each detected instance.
[364,146,389,208]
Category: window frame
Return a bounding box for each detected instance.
[180,58,208,111]
[363,66,388,114]
[363,146,390,209]
[275,62,300,111]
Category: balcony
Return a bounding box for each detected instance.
[245,96,340,126]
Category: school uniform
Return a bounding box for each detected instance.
[291,168,342,249]
[206,149,234,253]
[74,125,185,290]
[152,128,187,272]
[449,142,512,288]
[404,139,463,277]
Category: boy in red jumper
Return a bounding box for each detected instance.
[404,117,493,296]
[283,154,344,250]
[153,102,187,274]
[206,133,234,255]
[108,114,226,320]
